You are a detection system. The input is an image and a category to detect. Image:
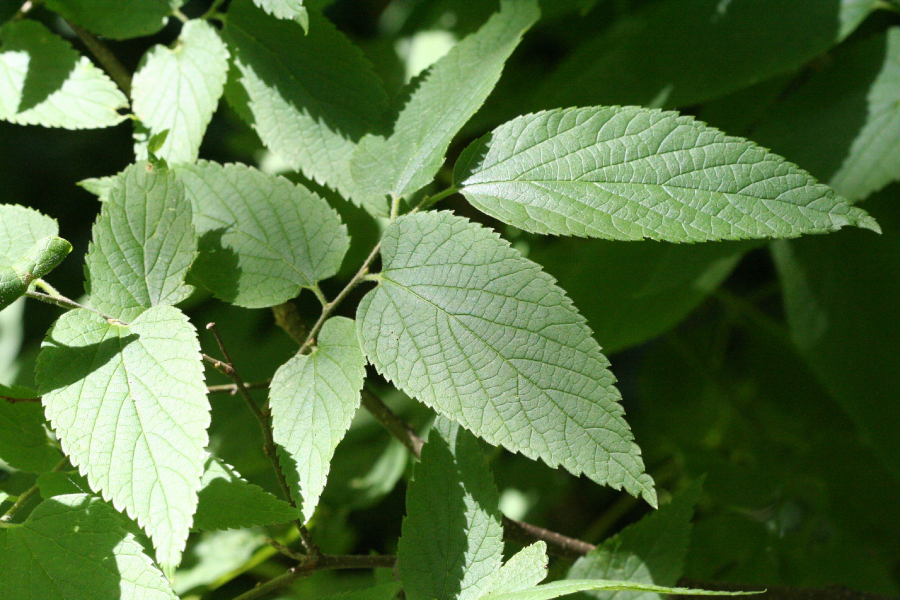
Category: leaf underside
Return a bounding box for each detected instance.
[399,419,504,600]
[37,306,209,568]
[0,494,176,600]
[223,0,389,211]
[456,106,879,242]
[351,0,539,204]
[357,211,656,505]
[269,317,366,522]
[0,20,128,129]
[132,19,230,164]
[176,160,349,308]
[86,162,197,322]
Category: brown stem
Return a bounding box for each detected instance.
[207,381,271,395]
[232,554,396,600]
[204,322,319,555]
[1,395,41,404]
[503,518,596,558]
[66,22,132,96]
[361,387,424,457]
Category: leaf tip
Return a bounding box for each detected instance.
[858,214,882,235]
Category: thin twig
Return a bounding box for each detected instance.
[360,387,424,457]
[503,518,596,558]
[202,353,234,376]
[298,242,382,355]
[266,538,306,562]
[232,554,396,600]
[205,323,320,556]
[1,457,69,523]
[66,22,132,96]
[207,380,271,395]
[412,186,459,214]
[25,291,121,323]
[1,395,41,404]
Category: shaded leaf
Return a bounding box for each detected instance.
[86,163,197,322]
[480,580,751,600]
[37,306,209,568]
[43,0,180,40]
[269,317,365,522]
[1,236,72,311]
[771,190,900,480]
[456,107,879,242]
[351,0,538,204]
[399,419,504,600]
[566,479,703,600]
[193,456,299,531]
[0,494,175,599]
[530,238,752,354]
[533,0,871,110]
[173,529,266,595]
[752,28,900,201]
[0,390,60,472]
[223,0,389,210]
[0,20,128,128]
[176,160,348,308]
[357,211,656,504]
[37,470,92,498]
[0,205,58,264]
[132,20,229,164]
[253,0,308,31]
[486,542,549,595]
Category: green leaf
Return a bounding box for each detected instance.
[479,580,753,600]
[566,479,703,600]
[486,542,549,595]
[223,0,389,210]
[530,239,752,354]
[0,205,58,265]
[253,0,308,31]
[357,211,656,505]
[399,419,504,600]
[193,456,299,531]
[351,0,538,203]
[0,236,72,312]
[36,306,210,568]
[0,392,60,472]
[826,29,900,201]
[771,190,900,480]
[269,317,366,522]
[752,29,900,202]
[37,470,92,498]
[86,162,197,322]
[456,107,879,242]
[532,0,872,110]
[78,175,116,202]
[43,0,181,40]
[132,20,229,165]
[315,583,404,600]
[173,529,266,595]
[0,20,128,129]
[0,494,176,599]
[176,160,348,308]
